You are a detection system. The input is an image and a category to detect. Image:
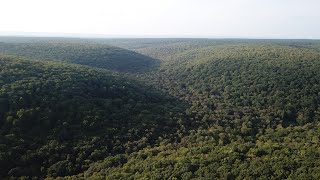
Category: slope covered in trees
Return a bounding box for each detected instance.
[0,41,159,73]
[80,123,320,179]
[1,38,320,179]
[153,44,320,126]
[61,40,320,179]
[0,55,185,178]
[75,42,320,179]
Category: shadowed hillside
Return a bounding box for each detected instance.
[0,55,186,178]
[1,37,320,179]
[0,42,160,73]
[73,42,320,180]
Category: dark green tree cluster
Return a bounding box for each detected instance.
[148,44,320,129]
[1,37,320,179]
[78,123,320,179]
[0,55,185,178]
[0,42,159,73]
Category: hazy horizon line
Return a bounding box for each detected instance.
[0,31,319,40]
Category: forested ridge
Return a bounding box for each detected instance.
[0,41,159,73]
[0,54,185,178]
[0,37,320,179]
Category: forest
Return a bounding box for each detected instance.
[0,37,320,179]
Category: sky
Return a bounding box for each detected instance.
[0,0,320,38]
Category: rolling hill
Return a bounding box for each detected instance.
[75,41,320,179]
[0,41,159,73]
[0,55,185,178]
[1,38,320,179]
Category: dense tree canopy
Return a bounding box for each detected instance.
[0,37,320,179]
[0,42,159,73]
[0,55,185,178]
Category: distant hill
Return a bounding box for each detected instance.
[76,41,320,180]
[152,44,320,128]
[0,55,184,177]
[1,37,320,179]
[0,42,159,73]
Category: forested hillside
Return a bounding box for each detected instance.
[154,44,320,127]
[0,38,320,179]
[0,55,185,178]
[0,42,159,73]
[76,41,320,179]
[79,123,320,179]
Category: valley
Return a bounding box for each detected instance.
[0,37,320,179]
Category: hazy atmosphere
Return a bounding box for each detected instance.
[1,0,320,179]
[1,0,320,38]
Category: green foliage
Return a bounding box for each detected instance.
[0,42,159,73]
[78,123,320,179]
[1,38,320,179]
[0,55,185,178]
[122,42,320,137]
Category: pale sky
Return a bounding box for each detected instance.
[0,0,320,38]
